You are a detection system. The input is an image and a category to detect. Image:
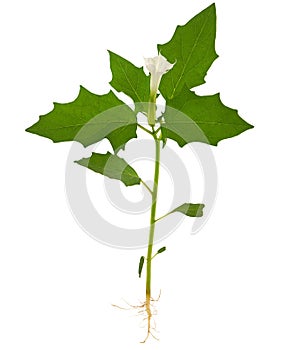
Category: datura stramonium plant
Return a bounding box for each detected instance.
[26,3,253,343]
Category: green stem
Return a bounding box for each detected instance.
[147,94,156,126]
[146,136,161,299]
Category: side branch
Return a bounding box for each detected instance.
[138,124,154,136]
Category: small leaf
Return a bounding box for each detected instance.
[158,4,218,99]
[138,256,145,278]
[157,247,166,254]
[75,152,141,187]
[171,203,205,217]
[109,51,150,110]
[162,88,254,146]
[26,86,137,151]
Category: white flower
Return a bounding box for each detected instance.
[144,54,175,97]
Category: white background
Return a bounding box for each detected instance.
[1,0,284,348]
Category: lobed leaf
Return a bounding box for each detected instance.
[26,86,137,151]
[75,152,141,187]
[109,51,150,110]
[158,3,218,100]
[161,88,254,146]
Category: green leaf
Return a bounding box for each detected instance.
[75,152,141,187]
[109,51,150,109]
[171,203,205,217]
[161,88,254,146]
[157,247,166,254]
[26,86,137,151]
[158,3,218,99]
[138,256,145,278]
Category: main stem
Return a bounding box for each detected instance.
[145,135,160,324]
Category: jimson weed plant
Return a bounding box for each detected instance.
[26,3,253,342]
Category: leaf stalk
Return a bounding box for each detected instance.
[140,179,153,195]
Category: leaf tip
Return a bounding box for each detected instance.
[192,203,205,217]
[205,3,216,14]
[25,125,32,133]
[25,119,42,136]
[107,49,115,59]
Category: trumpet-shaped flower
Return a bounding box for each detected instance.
[144,54,175,97]
[144,54,174,125]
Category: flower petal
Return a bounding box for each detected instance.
[144,54,174,76]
